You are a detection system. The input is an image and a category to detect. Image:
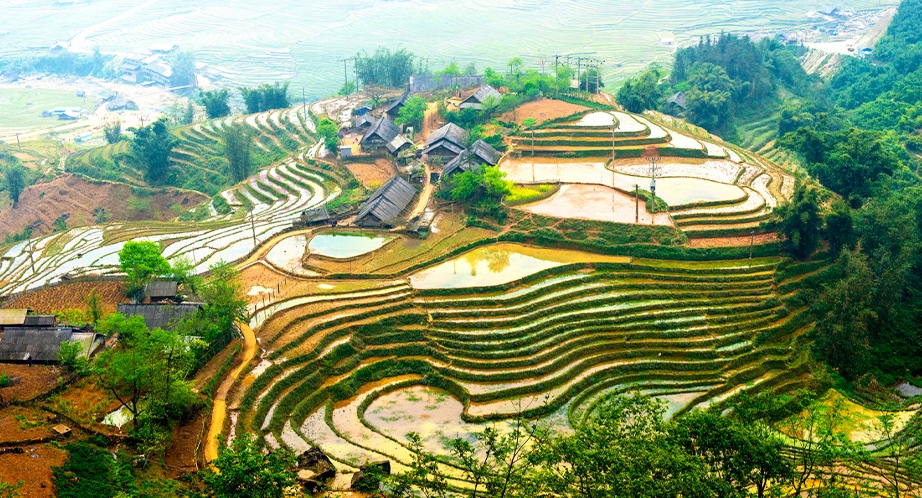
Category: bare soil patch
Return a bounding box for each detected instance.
[0,444,67,498]
[0,364,60,402]
[44,379,119,428]
[163,410,206,478]
[688,233,780,248]
[0,175,207,239]
[500,99,590,125]
[0,406,53,444]
[344,159,396,189]
[3,281,126,315]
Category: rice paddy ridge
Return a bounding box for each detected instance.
[0,109,337,294]
[233,241,836,481]
[504,106,796,238]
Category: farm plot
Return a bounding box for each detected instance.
[518,184,673,225]
[238,248,829,488]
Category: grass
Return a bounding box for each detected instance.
[507,184,556,204]
[0,88,97,133]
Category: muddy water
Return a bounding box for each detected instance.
[308,232,394,259]
[520,184,673,225]
[410,243,630,289]
[265,234,308,271]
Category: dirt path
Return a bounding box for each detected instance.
[204,322,256,463]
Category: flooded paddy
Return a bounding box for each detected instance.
[409,243,630,289]
[519,184,673,225]
[265,234,308,271]
[308,232,394,259]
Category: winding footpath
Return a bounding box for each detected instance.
[204,322,257,463]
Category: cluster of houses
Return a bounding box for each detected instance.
[119,44,181,87]
[0,282,201,367]
[316,84,503,231]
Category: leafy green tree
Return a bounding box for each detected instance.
[240,82,290,114]
[203,433,297,498]
[169,51,197,88]
[129,118,176,184]
[4,164,26,206]
[316,118,340,155]
[764,183,823,259]
[196,262,248,343]
[464,62,478,76]
[388,433,450,497]
[199,89,231,118]
[617,66,665,113]
[685,62,734,133]
[338,81,357,96]
[448,165,513,205]
[103,121,122,144]
[84,289,105,326]
[396,96,427,130]
[118,240,170,293]
[355,47,415,88]
[437,61,462,77]
[57,341,89,376]
[222,122,253,182]
[507,57,524,81]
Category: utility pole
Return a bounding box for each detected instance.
[635,184,640,223]
[554,55,560,98]
[343,58,349,93]
[596,60,604,95]
[250,208,257,247]
[565,56,571,94]
[302,87,307,122]
[16,133,21,151]
[353,57,360,93]
[26,237,36,275]
[749,229,755,267]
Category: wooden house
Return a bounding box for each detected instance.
[385,91,410,119]
[441,139,501,179]
[360,116,401,152]
[423,123,469,159]
[354,176,418,228]
[458,85,502,110]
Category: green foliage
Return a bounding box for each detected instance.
[103,121,122,144]
[316,117,340,155]
[221,122,253,183]
[396,95,427,130]
[58,341,89,375]
[617,66,665,114]
[684,62,734,134]
[764,183,823,260]
[0,479,21,498]
[53,214,67,232]
[199,89,231,119]
[169,51,196,88]
[240,82,290,114]
[355,47,416,88]
[52,443,138,498]
[0,371,11,389]
[202,433,297,498]
[212,195,232,215]
[85,289,105,326]
[338,81,357,96]
[2,226,31,245]
[118,240,170,294]
[3,164,26,205]
[129,118,177,184]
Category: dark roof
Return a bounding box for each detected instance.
[302,206,331,223]
[386,135,412,154]
[385,91,410,115]
[469,139,501,165]
[23,315,56,327]
[0,327,73,363]
[360,116,400,147]
[355,114,376,128]
[144,281,179,299]
[355,176,418,224]
[423,140,466,157]
[459,85,502,110]
[425,123,468,148]
[117,303,203,331]
[667,91,686,110]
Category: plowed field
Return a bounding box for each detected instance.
[3,281,125,315]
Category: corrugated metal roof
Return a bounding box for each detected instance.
[144,281,179,299]
[0,309,28,326]
[360,116,401,147]
[23,315,56,327]
[302,206,331,223]
[386,135,411,154]
[355,176,418,225]
[117,303,203,331]
[425,123,468,148]
[0,327,74,363]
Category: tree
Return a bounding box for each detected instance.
[240,83,290,114]
[507,57,524,81]
[222,122,253,182]
[196,262,248,344]
[396,95,427,130]
[118,240,170,294]
[388,433,449,498]
[58,341,89,376]
[129,118,176,184]
[617,66,664,113]
[103,121,122,144]
[355,47,415,88]
[437,61,462,77]
[316,118,340,155]
[169,51,197,88]
[812,249,877,380]
[764,183,823,259]
[3,164,26,207]
[464,62,478,76]
[84,289,105,326]
[199,89,230,118]
[685,62,734,133]
[203,433,297,498]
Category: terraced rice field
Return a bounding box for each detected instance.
[236,240,828,484]
[506,108,795,239]
[0,105,334,294]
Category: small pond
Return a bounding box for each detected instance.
[102,405,134,428]
[266,234,308,271]
[308,232,393,259]
[409,243,629,289]
[653,177,745,207]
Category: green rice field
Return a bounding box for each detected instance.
[0,87,96,134]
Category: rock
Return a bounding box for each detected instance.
[897,382,922,398]
[295,447,336,493]
[297,447,332,469]
[350,460,391,491]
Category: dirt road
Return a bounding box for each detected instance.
[204,322,256,463]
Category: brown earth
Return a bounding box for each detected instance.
[500,98,590,125]
[0,445,67,498]
[3,281,126,315]
[0,406,53,444]
[163,410,207,478]
[344,159,396,189]
[44,379,119,428]
[0,365,60,403]
[0,175,207,239]
[688,233,780,248]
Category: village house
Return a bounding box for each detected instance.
[458,85,502,110]
[423,123,469,159]
[354,176,418,228]
[385,91,410,120]
[441,139,502,179]
[360,116,402,153]
[117,303,204,332]
[0,325,105,365]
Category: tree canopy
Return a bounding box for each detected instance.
[199,88,231,119]
[240,82,290,114]
[129,118,177,184]
[118,240,170,293]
